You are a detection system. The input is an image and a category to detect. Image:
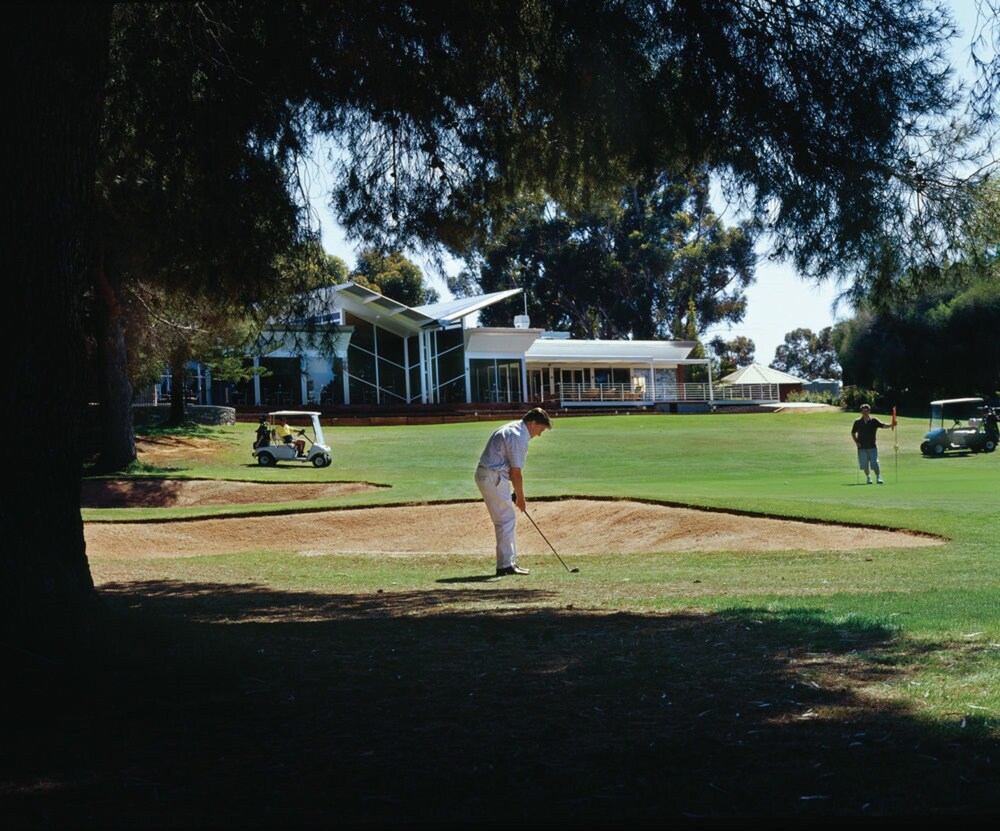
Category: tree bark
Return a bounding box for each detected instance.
[94,262,137,472]
[1,6,111,641]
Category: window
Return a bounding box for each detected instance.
[435,328,466,403]
[470,358,524,403]
[258,357,301,406]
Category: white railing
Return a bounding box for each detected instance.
[558,381,781,404]
[559,383,648,402]
[651,382,711,401]
[714,383,780,402]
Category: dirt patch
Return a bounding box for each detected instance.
[84,498,942,559]
[81,478,386,509]
[135,435,222,465]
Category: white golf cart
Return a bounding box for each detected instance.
[920,397,999,456]
[252,411,332,467]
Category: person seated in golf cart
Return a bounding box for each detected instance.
[274,418,307,457]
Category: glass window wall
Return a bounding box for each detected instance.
[470,358,524,403]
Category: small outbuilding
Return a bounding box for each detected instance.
[720,363,806,403]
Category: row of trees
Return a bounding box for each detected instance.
[760,180,1000,399]
[7,1,998,636]
[838,178,1000,404]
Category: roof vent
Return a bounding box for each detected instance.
[514,314,530,329]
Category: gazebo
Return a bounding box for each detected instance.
[720,363,805,402]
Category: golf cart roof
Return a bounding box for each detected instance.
[268,410,321,417]
[930,398,984,406]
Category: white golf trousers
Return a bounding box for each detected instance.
[474,465,517,568]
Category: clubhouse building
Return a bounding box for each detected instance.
[157,282,784,410]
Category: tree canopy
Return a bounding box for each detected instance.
[837,176,1000,404]
[772,327,843,381]
[449,171,755,339]
[837,280,1000,406]
[709,336,757,377]
[352,250,440,307]
[325,0,982,289]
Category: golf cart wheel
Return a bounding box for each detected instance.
[920,441,932,456]
[311,454,326,468]
[257,452,275,466]
[985,439,997,453]
[933,443,946,456]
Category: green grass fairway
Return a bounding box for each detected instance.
[8,411,1000,823]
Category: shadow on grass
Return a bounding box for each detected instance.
[80,478,188,509]
[135,422,221,439]
[3,580,998,825]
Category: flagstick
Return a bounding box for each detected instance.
[893,405,899,484]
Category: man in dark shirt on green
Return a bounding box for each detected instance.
[851,403,893,484]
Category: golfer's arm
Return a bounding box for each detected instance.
[510,468,525,505]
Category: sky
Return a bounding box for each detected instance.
[309,1,991,367]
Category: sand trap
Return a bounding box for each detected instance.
[81,478,387,509]
[84,499,942,559]
[135,435,222,465]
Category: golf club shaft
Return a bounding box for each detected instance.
[523,508,573,573]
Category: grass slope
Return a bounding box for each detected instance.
[5,412,999,823]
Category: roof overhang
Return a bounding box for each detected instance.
[415,288,523,326]
[328,283,435,335]
[288,284,526,336]
[465,327,544,357]
[524,339,701,364]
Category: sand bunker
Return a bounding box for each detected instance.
[81,478,386,509]
[135,435,222,465]
[84,499,941,559]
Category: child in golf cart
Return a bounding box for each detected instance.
[274,418,307,457]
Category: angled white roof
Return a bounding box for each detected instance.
[525,339,701,364]
[414,289,523,324]
[721,363,805,384]
[323,282,433,328]
[295,283,524,334]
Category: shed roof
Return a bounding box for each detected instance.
[721,363,806,385]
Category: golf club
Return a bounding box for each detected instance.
[513,493,579,573]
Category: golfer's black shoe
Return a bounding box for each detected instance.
[496,564,530,576]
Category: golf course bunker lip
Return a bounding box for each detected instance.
[84,498,944,559]
[81,478,389,509]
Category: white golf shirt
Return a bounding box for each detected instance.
[477,419,530,479]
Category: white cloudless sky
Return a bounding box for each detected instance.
[309,1,988,367]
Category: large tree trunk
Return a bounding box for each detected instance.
[94,262,137,472]
[1,6,111,641]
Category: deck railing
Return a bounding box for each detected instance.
[558,383,647,402]
[557,381,781,404]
